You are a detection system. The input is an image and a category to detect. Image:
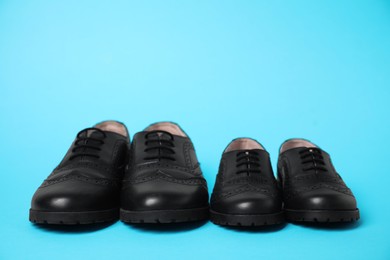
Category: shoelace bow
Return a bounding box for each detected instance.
[236,150,261,175]
[69,128,106,160]
[143,131,176,161]
[299,147,328,173]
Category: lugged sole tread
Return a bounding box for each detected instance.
[120,207,209,224]
[210,210,285,227]
[29,208,119,225]
[285,209,360,223]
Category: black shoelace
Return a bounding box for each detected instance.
[143,131,176,161]
[299,147,327,173]
[236,150,261,175]
[69,128,106,160]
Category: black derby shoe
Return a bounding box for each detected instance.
[29,121,130,225]
[277,138,360,223]
[210,138,284,226]
[120,122,209,224]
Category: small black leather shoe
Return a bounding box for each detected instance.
[278,138,360,223]
[120,122,209,223]
[210,138,284,226]
[29,121,130,225]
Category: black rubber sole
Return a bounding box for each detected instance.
[29,208,119,225]
[210,210,285,226]
[285,208,360,223]
[120,207,209,224]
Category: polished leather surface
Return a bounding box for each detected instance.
[211,147,282,215]
[277,146,357,210]
[121,127,209,211]
[31,127,130,212]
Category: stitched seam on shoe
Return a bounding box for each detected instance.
[223,176,270,185]
[294,174,340,182]
[40,174,120,188]
[135,163,193,172]
[123,172,206,185]
[284,183,353,201]
[53,162,113,174]
[211,185,276,203]
[183,142,191,169]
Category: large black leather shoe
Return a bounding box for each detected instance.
[210,138,284,226]
[277,138,360,223]
[120,122,209,223]
[29,121,130,225]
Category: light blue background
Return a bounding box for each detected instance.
[1,0,389,259]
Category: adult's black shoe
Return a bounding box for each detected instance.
[120,122,209,224]
[277,138,360,223]
[210,138,284,226]
[29,121,130,225]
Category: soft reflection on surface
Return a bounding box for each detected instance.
[51,198,70,208]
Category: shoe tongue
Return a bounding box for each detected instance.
[79,128,105,139]
[148,131,172,140]
[90,130,105,139]
[72,129,105,161]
